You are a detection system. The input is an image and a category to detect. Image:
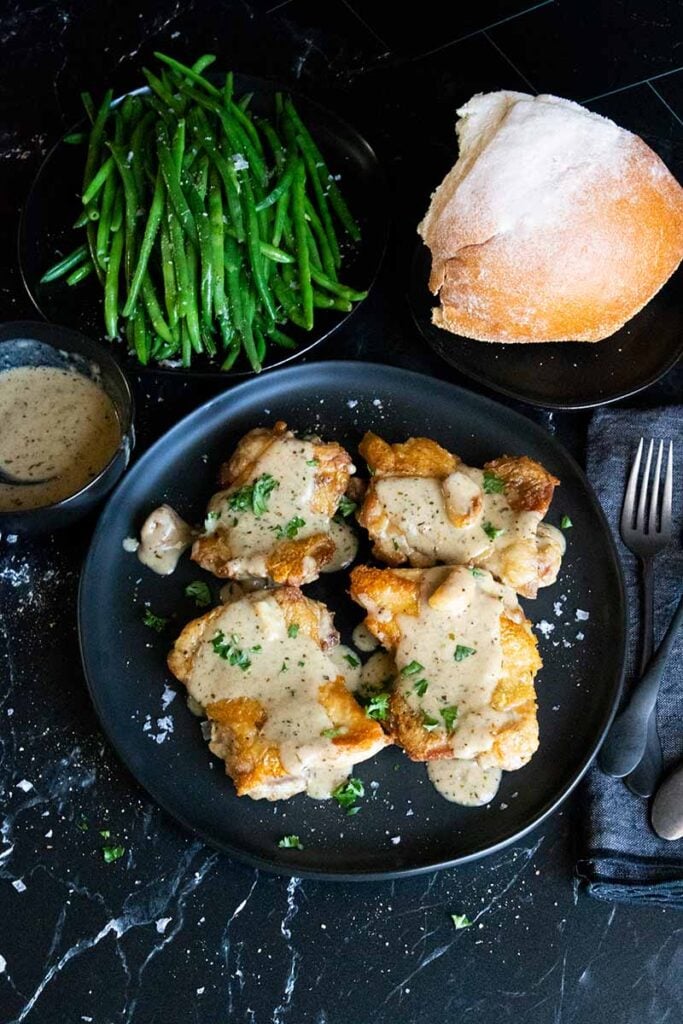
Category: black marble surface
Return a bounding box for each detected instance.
[1,2,682,1022]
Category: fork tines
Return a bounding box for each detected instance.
[621,438,674,538]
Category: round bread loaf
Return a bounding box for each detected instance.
[418,91,683,344]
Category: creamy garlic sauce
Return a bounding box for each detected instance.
[395,566,519,761]
[352,622,379,653]
[0,365,121,511]
[206,436,350,575]
[137,505,194,575]
[374,467,541,571]
[427,759,502,806]
[187,594,366,798]
[359,650,395,693]
[328,644,362,691]
[321,518,358,572]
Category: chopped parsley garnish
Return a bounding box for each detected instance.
[483,521,505,541]
[142,608,168,632]
[280,661,288,673]
[102,845,125,864]
[366,692,390,721]
[454,645,476,662]
[278,835,304,850]
[440,706,459,732]
[306,458,319,467]
[483,470,505,494]
[76,817,89,832]
[99,829,111,839]
[561,515,573,530]
[451,913,472,929]
[422,712,440,732]
[336,495,357,518]
[332,777,364,814]
[287,623,300,638]
[185,580,212,607]
[413,678,429,697]
[321,726,343,738]
[469,567,485,578]
[401,660,424,677]
[228,473,279,518]
[210,631,255,670]
[205,510,220,524]
[343,653,360,668]
[274,516,306,540]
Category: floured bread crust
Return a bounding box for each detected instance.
[418,91,683,343]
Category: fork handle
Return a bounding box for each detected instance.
[599,593,683,778]
[638,557,655,674]
[625,558,659,797]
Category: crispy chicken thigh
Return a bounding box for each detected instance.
[192,422,355,586]
[168,586,388,800]
[357,431,564,598]
[349,564,542,771]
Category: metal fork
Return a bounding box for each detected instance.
[598,438,674,791]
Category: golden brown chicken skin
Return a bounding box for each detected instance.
[356,431,564,598]
[192,422,356,586]
[168,586,388,801]
[349,564,542,771]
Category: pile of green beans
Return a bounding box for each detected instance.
[41,53,366,371]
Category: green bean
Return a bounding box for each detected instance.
[40,243,89,284]
[142,67,184,114]
[185,240,202,352]
[122,169,164,316]
[141,276,174,344]
[201,326,217,357]
[238,92,253,113]
[192,112,244,240]
[96,171,117,268]
[255,156,296,212]
[228,98,262,154]
[66,261,94,286]
[289,124,340,270]
[82,89,113,218]
[257,117,285,171]
[132,309,150,365]
[159,213,178,327]
[237,169,276,322]
[192,54,216,75]
[194,153,209,200]
[110,191,123,233]
[72,209,91,229]
[220,344,241,371]
[185,177,214,329]
[104,227,124,338]
[253,324,267,364]
[64,132,86,145]
[129,110,156,195]
[306,223,323,272]
[180,83,267,187]
[167,207,190,318]
[224,72,234,108]
[271,274,306,329]
[172,118,186,172]
[285,97,360,241]
[303,195,336,278]
[206,167,226,322]
[291,159,313,330]
[108,143,140,286]
[271,190,290,249]
[259,240,294,263]
[156,126,197,247]
[313,291,352,312]
[309,265,367,301]
[180,320,191,367]
[224,235,260,371]
[266,325,297,349]
[81,155,114,206]
[146,93,175,127]
[154,52,221,98]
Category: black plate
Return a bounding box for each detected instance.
[19,76,387,379]
[410,244,683,410]
[78,362,626,879]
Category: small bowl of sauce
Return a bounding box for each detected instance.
[0,321,134,535]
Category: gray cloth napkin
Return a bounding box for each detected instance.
[577,405,683,906]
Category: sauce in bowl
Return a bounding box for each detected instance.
[0,365,121,511]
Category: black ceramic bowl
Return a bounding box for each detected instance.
[0,321,134,535]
